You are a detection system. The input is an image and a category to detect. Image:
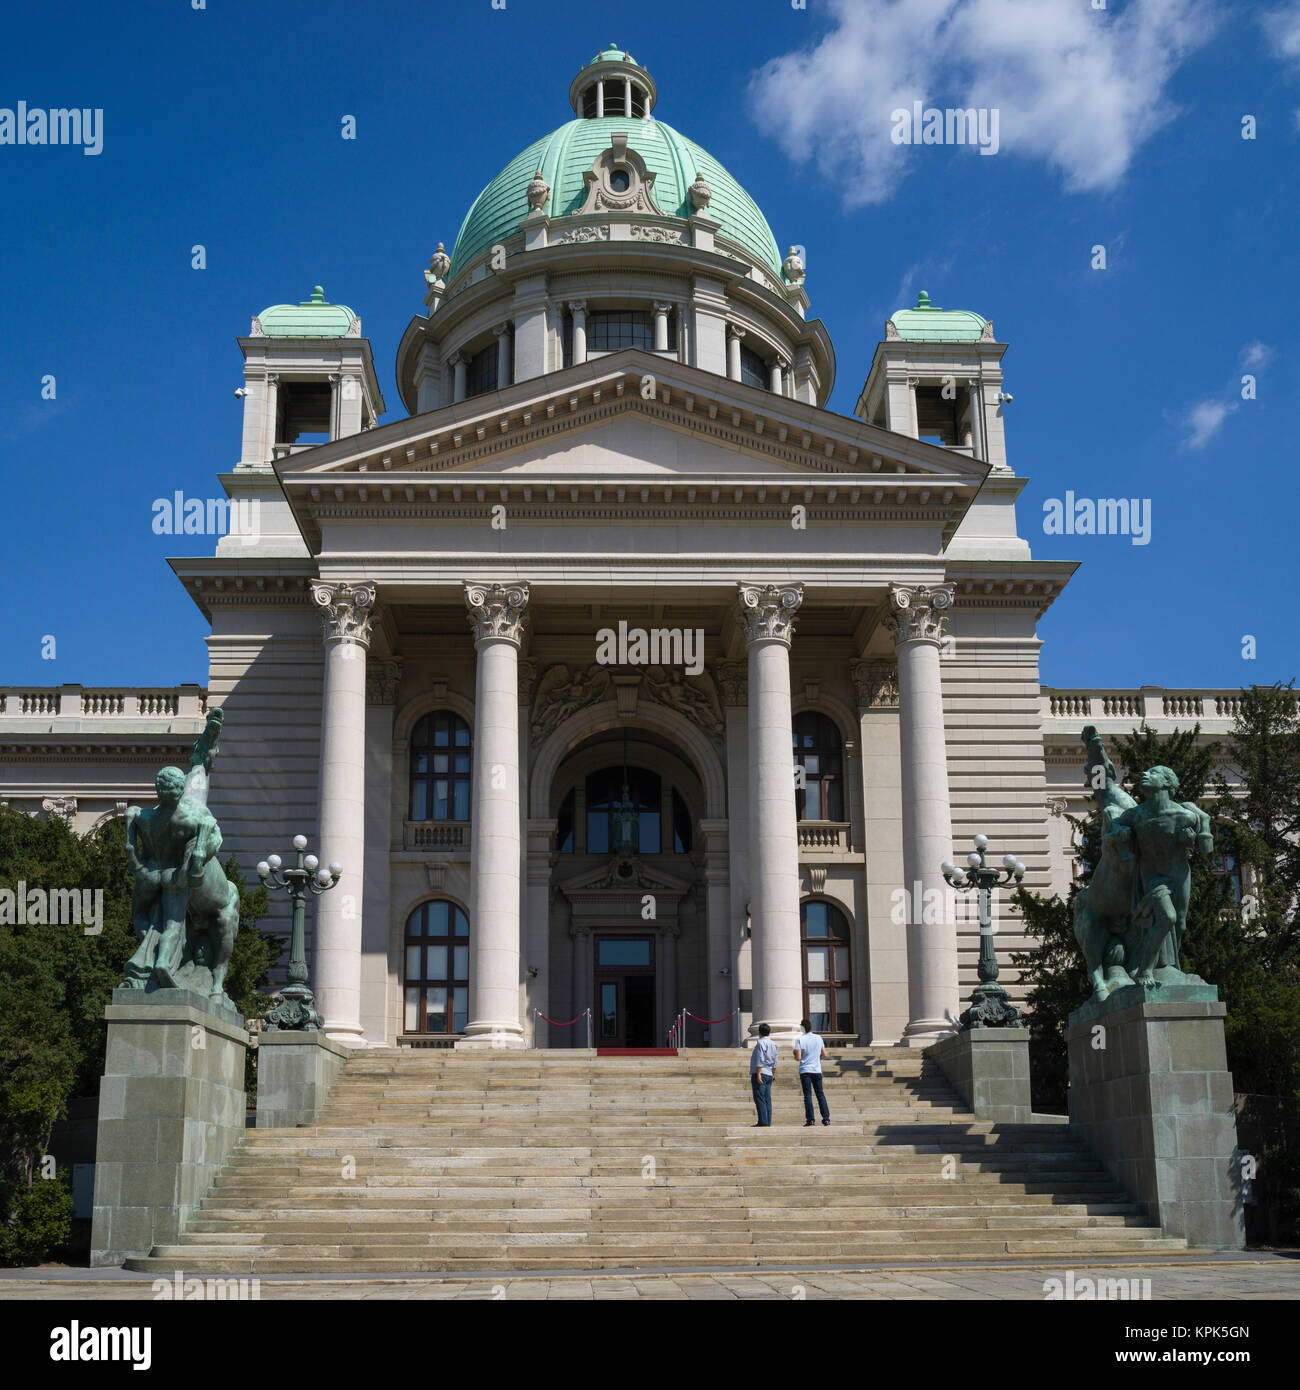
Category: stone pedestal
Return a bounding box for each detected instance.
[927,1027,1031,1123]
[255,1030,349,1128]
[90,989,248,1267]
[1067,992,1245,1250]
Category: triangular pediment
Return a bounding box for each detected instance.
[275,350,989,489]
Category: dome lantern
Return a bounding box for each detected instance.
[568,43,658,119]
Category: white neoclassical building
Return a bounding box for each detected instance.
[0,47,1246,1051]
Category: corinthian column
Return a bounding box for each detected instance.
[458,581,530,1050]
[738,581,804,1045]
[886,582,958,1044]
[311,580,375,1044]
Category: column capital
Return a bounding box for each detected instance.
[737,582,803,646]
[653,301,674,315]
[365,657,404,706]
[312,580,376,646]
[493,322,513,337]
[850,658,899,710]
[726,323,746,341]
[716,659,748,707]
[567,300,587,315]
[886,583,953,647]
[465,581,530,648]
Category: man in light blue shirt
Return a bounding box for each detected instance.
[749,1023,779,1126]
[794,1019,830,1126]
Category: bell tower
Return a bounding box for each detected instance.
[236,286,385,469]
[855,291,1010,471]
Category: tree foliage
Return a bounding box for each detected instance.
[1012,687,1300,1242]
[0,804,279,1265]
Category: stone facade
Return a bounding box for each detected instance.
[0,51,1250,1055]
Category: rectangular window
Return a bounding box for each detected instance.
[806,945,830,982]
[588,310,653,353]
[597,938,652,968]
[404,986,419,1033]
[425,986,448,1033]
[465,343,498,398]
[601,983,617,1039]
[808,990,830,1032]
[453,986,468,1034]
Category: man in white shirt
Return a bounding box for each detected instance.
[794,1019,830,1127]
[749,1023,779,1126]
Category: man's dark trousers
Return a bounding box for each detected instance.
[752,1075,772,1125]
[800,1071,829,1123]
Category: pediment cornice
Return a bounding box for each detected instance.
[274,353,988,551]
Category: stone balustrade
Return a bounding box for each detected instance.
[796,821,850,852]
[0,685,207,719]
[1041,687,1251,727]
[404,820,468,850]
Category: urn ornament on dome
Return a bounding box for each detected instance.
[688,170,712,212]
[782,245,805,286]
[525,170,551,212]
[427,242,451,284]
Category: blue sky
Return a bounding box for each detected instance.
[1,0,1297,692]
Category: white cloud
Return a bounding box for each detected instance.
[1261,1,1300,66]
[1240,340,1275,370]
[748,0,1219,206]
[1181,399,1236,450]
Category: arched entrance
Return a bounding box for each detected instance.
[528,700,730,1047]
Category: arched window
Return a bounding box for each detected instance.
[586,767,660,854]
[801,900,852,1035]
[409,712,471,822]
[793,711,843,821]
[403,899,469,1034]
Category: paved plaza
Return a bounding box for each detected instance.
[3,1256,1296,1300]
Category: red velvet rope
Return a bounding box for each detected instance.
[537,1011,588,1027]
[684,1009,739,1024]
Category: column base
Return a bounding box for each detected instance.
[456,1022,527,1051]
[748,1020,800,1047]
[900,1018,959,1047]
[323,1024,369,1048]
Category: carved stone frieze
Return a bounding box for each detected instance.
[716,660,747,708]
[365,657,404,706]
[850,659,900,710]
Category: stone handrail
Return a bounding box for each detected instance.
[0,686,208,719]
[405,821,468,850]
[1041,688,1249,724]
[797,822,850,851]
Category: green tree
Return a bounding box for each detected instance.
[0,804,279,1264]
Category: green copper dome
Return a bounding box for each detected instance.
[889,291,987,343]
[447,116,782,281]
[258,286,356,338]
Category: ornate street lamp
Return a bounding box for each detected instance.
[257,833,341,1032]
[941,834,1025,1030]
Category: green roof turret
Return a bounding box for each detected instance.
[888,291,987,343]
[256,286,358,338]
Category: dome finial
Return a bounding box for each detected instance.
[915,290,932,309]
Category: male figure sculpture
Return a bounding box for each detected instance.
[121,709,239,1003]
[1073,726,1212,1002]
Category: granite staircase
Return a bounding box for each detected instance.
[125,1048,1185,1273]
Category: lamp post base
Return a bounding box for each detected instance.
[263,984,324,1033]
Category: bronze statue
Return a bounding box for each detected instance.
[1072,725,1212,1002]
[121,709,239,1004]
